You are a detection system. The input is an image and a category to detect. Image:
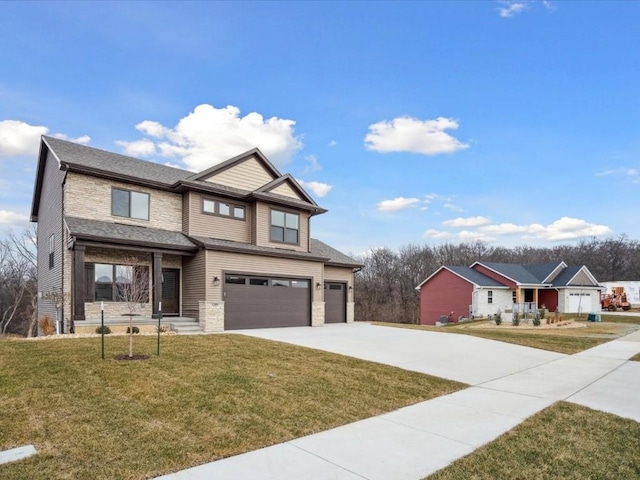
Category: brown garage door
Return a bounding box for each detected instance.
[224,275,311,330]
[325,282,346,323]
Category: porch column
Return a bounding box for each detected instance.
[73,245,86,321]
[515,287,521,304]
[533,289,539,307]
[153,252,162,317]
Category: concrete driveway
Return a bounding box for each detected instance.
[157,323,640,480]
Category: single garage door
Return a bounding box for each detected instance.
[224,274,311,329]
[568,292,591,313]
[325,282,346,323]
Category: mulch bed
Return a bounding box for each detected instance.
[113,354,151,361]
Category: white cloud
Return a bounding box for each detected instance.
[525,217,611,241]
[443,216,491,228]
[0,121,90,159]
[297,180,332,198]
[443,203,464,213]
[498,1,527,17]
[0,120,48,158]
[301,154,321,174]
[377,197,420,212]
[423,229,451,239]
[120,104,303,171]
[0,210,28,225]
[116,139,157,157]
[479,223,529,235]
[596,168,640,183]
[365,116,469,156]
[328,140,337,147]
[459,230,497,242]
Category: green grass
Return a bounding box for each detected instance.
[375,317,640,355]
[0,334,464,480]
[427,402,640,480]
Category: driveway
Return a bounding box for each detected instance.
[157,323,640,480]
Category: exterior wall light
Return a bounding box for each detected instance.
[213,276,220,286]
[348,285,353,291]
[316,282,322,290]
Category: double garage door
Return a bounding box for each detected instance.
[224,274,346,330]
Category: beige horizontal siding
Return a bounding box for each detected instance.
[271,182,301,199]
[206,157,274,190]
[255,202,309,253]
[182,250,207,319]
[569,270,594,286]
[205,250,323,302]
[324,266,355,303]
[64,172,183,231]
[186,192,250,242]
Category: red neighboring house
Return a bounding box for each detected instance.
[416,261,602,325]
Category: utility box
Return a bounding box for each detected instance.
[587,313,601,322]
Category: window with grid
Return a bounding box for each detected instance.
[270,209,299,244]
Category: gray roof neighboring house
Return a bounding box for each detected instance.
[65,217,197,252]
[446,266,507,287]
[523,262,564,282]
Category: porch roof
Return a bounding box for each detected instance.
[65,216,198,252]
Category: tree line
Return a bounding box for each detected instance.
[354,236,640,324]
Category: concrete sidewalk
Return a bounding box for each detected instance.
[156,324,640,480]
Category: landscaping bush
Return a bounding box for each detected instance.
[494,310,502,325]
[39,315,55,336]
[126,326,140,334]
[95,325,111,334]
[512,313,520,326]
[533,314,541,327]
[156,325,168,333]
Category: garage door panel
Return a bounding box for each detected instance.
[225,279,310,329]
[325,282,346,323]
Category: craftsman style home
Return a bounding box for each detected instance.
[31,136,361,333]
[416,261,602,325]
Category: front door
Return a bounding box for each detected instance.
[161,269,180,315]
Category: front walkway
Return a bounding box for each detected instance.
[156,323,640,480]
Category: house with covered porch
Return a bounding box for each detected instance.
[416,261,602,325]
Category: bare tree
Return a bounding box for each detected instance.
[115,256,150,357]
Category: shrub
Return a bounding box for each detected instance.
[126,326,140,334]
[533,314,541,327]
[156,325,168,333]
[39,316,55,336]
[512,312,520,326]
[494,310,502,325]
[95,325,111,334]
[538,308,546,320]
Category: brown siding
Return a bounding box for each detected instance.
[64,172,183,231]
[206,157,274,190]
[182,193,190,234]
[254,202,309,252]
[182,250,207,319]
[420,269,473,325]
[324,266,355,303]
[206,250,323,302]
[185,192,250,242]
[37,150,65,324]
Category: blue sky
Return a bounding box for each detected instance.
[1,1,639,255]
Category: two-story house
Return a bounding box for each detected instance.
[30,136,361,333]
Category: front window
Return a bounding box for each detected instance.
[488,290,493,304]
[270,209,299,244]
[92,263,149,302]
[112,188,149,220]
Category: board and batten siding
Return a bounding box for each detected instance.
[37,149,65,324]
[254,202,309,253]
[64,172,183,231]
[182,250,207,319]
[184,192,251,242]
[205,157,274,191]
[206,250,323,303]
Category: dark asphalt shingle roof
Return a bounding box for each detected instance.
[478,262,549,284]
[65,217,197,251]
[191,236,327,261]
[446,266,506,287]
[523,262,562,282]
[551,266,593,286]
[310,239,362,267]
[44,136,192,186]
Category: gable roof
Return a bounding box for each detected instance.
[187,147,281,182]
[472,261,562,285]
[551,265,600,287]
[416,265,507,290]
[256,174,318,206]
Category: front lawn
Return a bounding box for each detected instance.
[427,402,640,479]
[0,334,464,480]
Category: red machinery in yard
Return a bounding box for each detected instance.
[600,287,631,311]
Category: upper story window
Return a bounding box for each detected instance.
[270,209,299,245]
[48,234,54,269]
[202,198,245,220]
[112,188,149,220]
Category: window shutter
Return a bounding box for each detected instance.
[84,263,95,302]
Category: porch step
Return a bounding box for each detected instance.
[169,322,204,335]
